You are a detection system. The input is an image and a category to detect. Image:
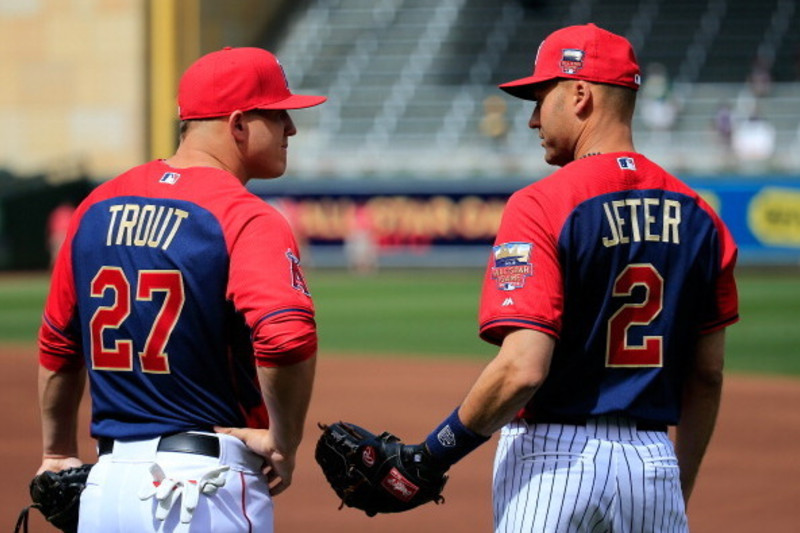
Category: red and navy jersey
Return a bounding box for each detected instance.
[39,160,317,439]
[479,153,738,424]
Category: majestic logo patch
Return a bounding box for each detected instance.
[437,425,457,448]
[159,172,181,185]
[560,49,585,74]
[617,157,637,170]
[381,468,419,502]
[362,446,376,467]
[502,297,514,307]
[491,242,533,291]
[286,250,310,296]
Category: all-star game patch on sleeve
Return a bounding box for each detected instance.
[491,242,534,291]
[479,190,564,345]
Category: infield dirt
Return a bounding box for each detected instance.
[3,348,798,532]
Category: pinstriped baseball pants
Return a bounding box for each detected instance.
[493,417,687,533]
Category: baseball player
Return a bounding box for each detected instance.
[417,24,739,532]
[36,47,325,532]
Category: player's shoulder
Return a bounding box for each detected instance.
[516,152,693,195]
[87,160,286,221]
[507,156,594,206]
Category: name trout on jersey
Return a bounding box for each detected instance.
[601,197,680,247]
[105,203,189,250]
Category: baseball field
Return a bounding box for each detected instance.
[2,268,799,532]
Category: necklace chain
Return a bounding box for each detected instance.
[579,152,602,159]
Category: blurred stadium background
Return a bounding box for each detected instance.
[2,6,798,529]
[1,0,799,269]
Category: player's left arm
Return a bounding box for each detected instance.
[421,188,561,468]
[37,219,87,474]
[422,327,555,468]
[460,328,554,435]
[674,327,725,506]
[37,364,87,474]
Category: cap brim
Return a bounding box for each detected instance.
[498,75,555,101]
[259,94,327,110]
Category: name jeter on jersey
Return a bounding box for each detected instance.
[601,197,681,247]
[105,203,189,250]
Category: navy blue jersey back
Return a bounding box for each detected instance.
[534,189,720,422]
[479,154,739,425]
[71,196,262,438]
[39,161,315,440]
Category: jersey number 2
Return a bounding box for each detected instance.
[606,264,663,367]
[89,267,184,373]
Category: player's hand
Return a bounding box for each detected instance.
[214,426,296,496]
[36,455,83,475]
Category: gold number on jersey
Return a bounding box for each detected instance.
[89,267,184,373]
[606,263,664,367]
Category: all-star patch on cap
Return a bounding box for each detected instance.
[178,47,327,120]
[499,23,641,100]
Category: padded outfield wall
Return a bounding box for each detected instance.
[249,175,800,268]
[0,173,796,270]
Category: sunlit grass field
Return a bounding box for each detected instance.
[1,268,798,376]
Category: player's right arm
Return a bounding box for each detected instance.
[675,328,726,506]
[675,200,738,506]
[216,205,318,495]
[216,356,316,496]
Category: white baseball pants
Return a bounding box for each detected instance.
[493,416,688,532]
[78,432,271,532]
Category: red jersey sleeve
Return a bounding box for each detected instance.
[701,206,739,333]
[479,188,564,345]
[39,208,84,372]
[226,208,317,367]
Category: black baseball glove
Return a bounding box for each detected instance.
[15,464,93,533]
[315,422,447,517]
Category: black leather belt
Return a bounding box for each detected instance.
[524,414,668,433]
[98,432,221,458]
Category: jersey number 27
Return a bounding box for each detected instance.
[89,266,184,373]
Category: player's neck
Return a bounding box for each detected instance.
[575,124,635,159]
[166,144,244,183]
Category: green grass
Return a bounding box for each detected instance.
[0,274,49,341]
[724,272,800,376]
[2,268,798,376]
[309,269,495,360]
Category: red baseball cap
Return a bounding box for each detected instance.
[178,47,327,120]
[499,23,641,100]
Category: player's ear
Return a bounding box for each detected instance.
[229,110,248,141]
[573,81,593,118]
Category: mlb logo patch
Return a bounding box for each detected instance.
[617,157,636,170]
[159,172,181,184]
[560,49,585,74]
[491,242,533,291]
